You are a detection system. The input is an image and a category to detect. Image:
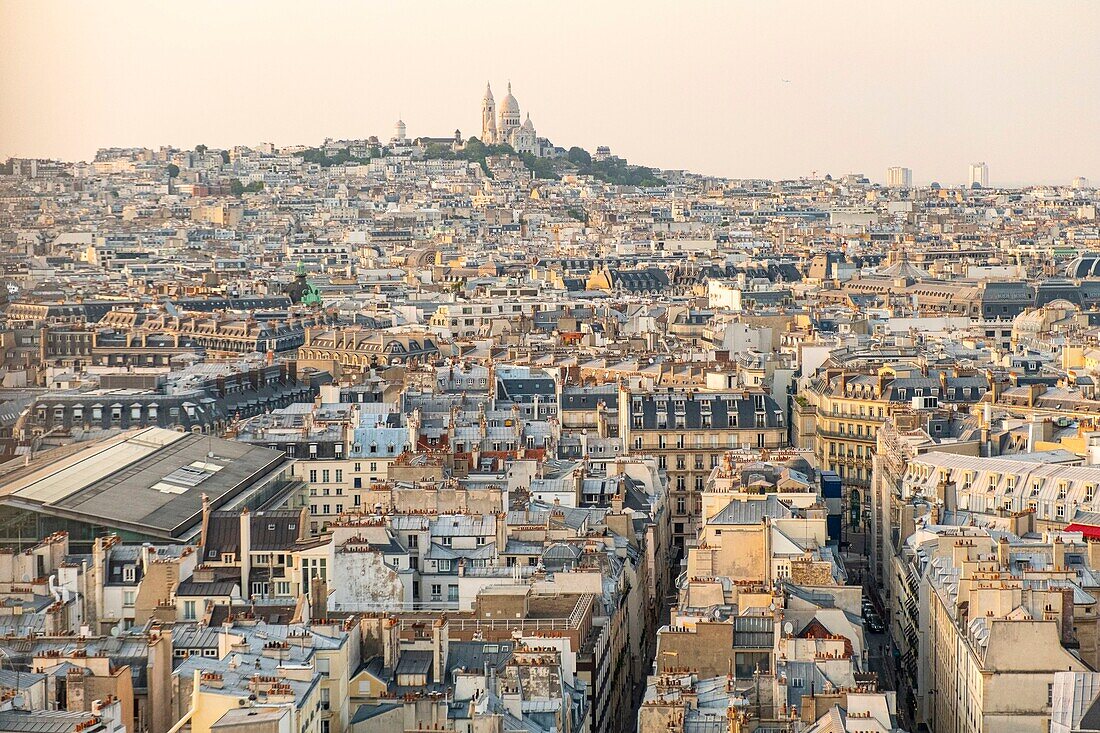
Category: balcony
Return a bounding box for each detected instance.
[816,427,875,443]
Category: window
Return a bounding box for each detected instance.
[448,585,459,602]
[322,470,330,483]
[123,565,136,583]
[183,600,196,620]
[123,591,135,608]
[431,584,442,598]
[335,469,343,483]
[309,470,317,483]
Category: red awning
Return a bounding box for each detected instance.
[1063,523,1100,539]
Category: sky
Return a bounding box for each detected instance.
[1,0,1098,186]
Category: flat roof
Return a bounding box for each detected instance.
[0,427,289,538]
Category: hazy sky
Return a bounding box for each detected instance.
[2,1,1098,185]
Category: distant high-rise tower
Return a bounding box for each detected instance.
[968,162,989,188]
[886,166,912,188]
[1072,176,1090,189]
[481,83,497,144]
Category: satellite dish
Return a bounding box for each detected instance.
[784,622,794,636]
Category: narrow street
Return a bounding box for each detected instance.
[841,520,913,731]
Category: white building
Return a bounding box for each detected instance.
[968,161,989,188]
[887,166,913,188]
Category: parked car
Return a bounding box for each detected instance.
[866,614,885,633]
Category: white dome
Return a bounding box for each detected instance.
[501,83,520,114]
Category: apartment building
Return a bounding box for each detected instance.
[902,451,1100,531]
[872,409,983,584]
[619,384,786,549]
[798,365,989,527]
[920,532,1088,733]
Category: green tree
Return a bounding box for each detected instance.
[221,150,231,164]
[166,163,180,178]
[229,178,244,196]
[463,137,488,160]
[567,146,592,166]
[422,143,455,160]
[195,144,208,155]
[519,153,558,180]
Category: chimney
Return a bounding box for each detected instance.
[383,617,400,670]
[495,512,507,553]
[239,508,252,597]
[996,536,1010,568]
[199,494,211,549]
[1089,539,1100,571]
[1053,535,1066,570]
[432,618,449,684]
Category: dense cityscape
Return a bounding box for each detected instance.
[1,79,1100,733]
